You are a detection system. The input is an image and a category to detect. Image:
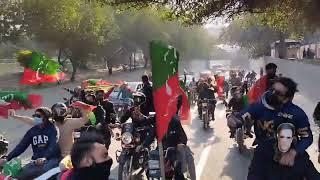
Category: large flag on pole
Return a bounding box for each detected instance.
[150,40,190,141]
[18,51,65,85]
[0,91,42,118]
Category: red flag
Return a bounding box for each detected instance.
[0,92,42,118]
[247,75,268,104]
[151,41,190,141]
[20,68,65,85]
[216,76,225,97]
[71,101,96,111]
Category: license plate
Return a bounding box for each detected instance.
[202,111,206,114]
[148,160,160,169]
[202,103,207,106]
[73,132,80,138]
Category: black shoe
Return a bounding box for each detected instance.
[245,132,253,138]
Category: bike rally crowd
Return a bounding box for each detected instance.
[1,62,320,180]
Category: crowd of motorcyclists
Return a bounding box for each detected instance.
[1,62,320,180]
[0,74,197,180]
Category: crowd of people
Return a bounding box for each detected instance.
[0,74,197,180]
[1,62,320,179]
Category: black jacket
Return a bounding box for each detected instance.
[162,115,188,149]
[142,83,154,115]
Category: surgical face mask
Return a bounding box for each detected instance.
[34,117,43,125]
[277,129,293,153]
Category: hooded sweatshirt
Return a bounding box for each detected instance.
[7,123,60,161]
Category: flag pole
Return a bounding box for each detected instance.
[158,141,166,180]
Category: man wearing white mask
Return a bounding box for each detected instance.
[270,123,320,180]
[227,77,315,179]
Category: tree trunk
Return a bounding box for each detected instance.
[70,58,77,82]
[278,32,286,59]
[108,67,112,75]
[58,48,62,65]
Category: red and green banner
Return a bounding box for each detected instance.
[216,76,225,97]
[150,40,190,141]
[247,75,268,104]
[18,51,65,85]
[81,79,116,98]
[0,91,42,118]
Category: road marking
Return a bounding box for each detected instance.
[196,136,215,180]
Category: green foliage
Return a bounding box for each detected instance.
[0,1,27,42]
[220,15,280,58]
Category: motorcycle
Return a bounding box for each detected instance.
[199,98,216,129]
[0,135,58,180]
[148,145,194,180]
[226,110,246,153]
[115,118,150,180]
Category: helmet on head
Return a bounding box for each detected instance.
[51,103,68,119]
[132,92,146,106]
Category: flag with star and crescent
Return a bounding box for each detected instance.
[150,40,190,141]
[18,51,65,85]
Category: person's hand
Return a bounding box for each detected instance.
[35,158,46,166]
[279,149,297,166]
[0,158,7,166]
[8,109,15,118]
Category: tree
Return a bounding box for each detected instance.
[23,0,119,81]
[108,0,320,29]
[220,15,280,58]
[0,0,27,43]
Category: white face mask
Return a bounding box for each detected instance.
[277,129,293,153]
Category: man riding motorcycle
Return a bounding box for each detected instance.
[226,88,251,138]
[198,82,217,121]
[0,107,61,180]
[227,77,314,179]
[162,95,196,180]
[8,103,90,158]
[120,92,156,151]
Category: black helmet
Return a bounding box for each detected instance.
[51,103,68,119]
[36,107,52,120]
[132,92,146,106]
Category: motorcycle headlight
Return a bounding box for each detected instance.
[121,132,133,145]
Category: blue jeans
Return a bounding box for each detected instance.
[18,158,60,180]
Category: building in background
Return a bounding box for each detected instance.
[271,39,301,60]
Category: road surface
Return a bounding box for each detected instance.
[1,60,320,180]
